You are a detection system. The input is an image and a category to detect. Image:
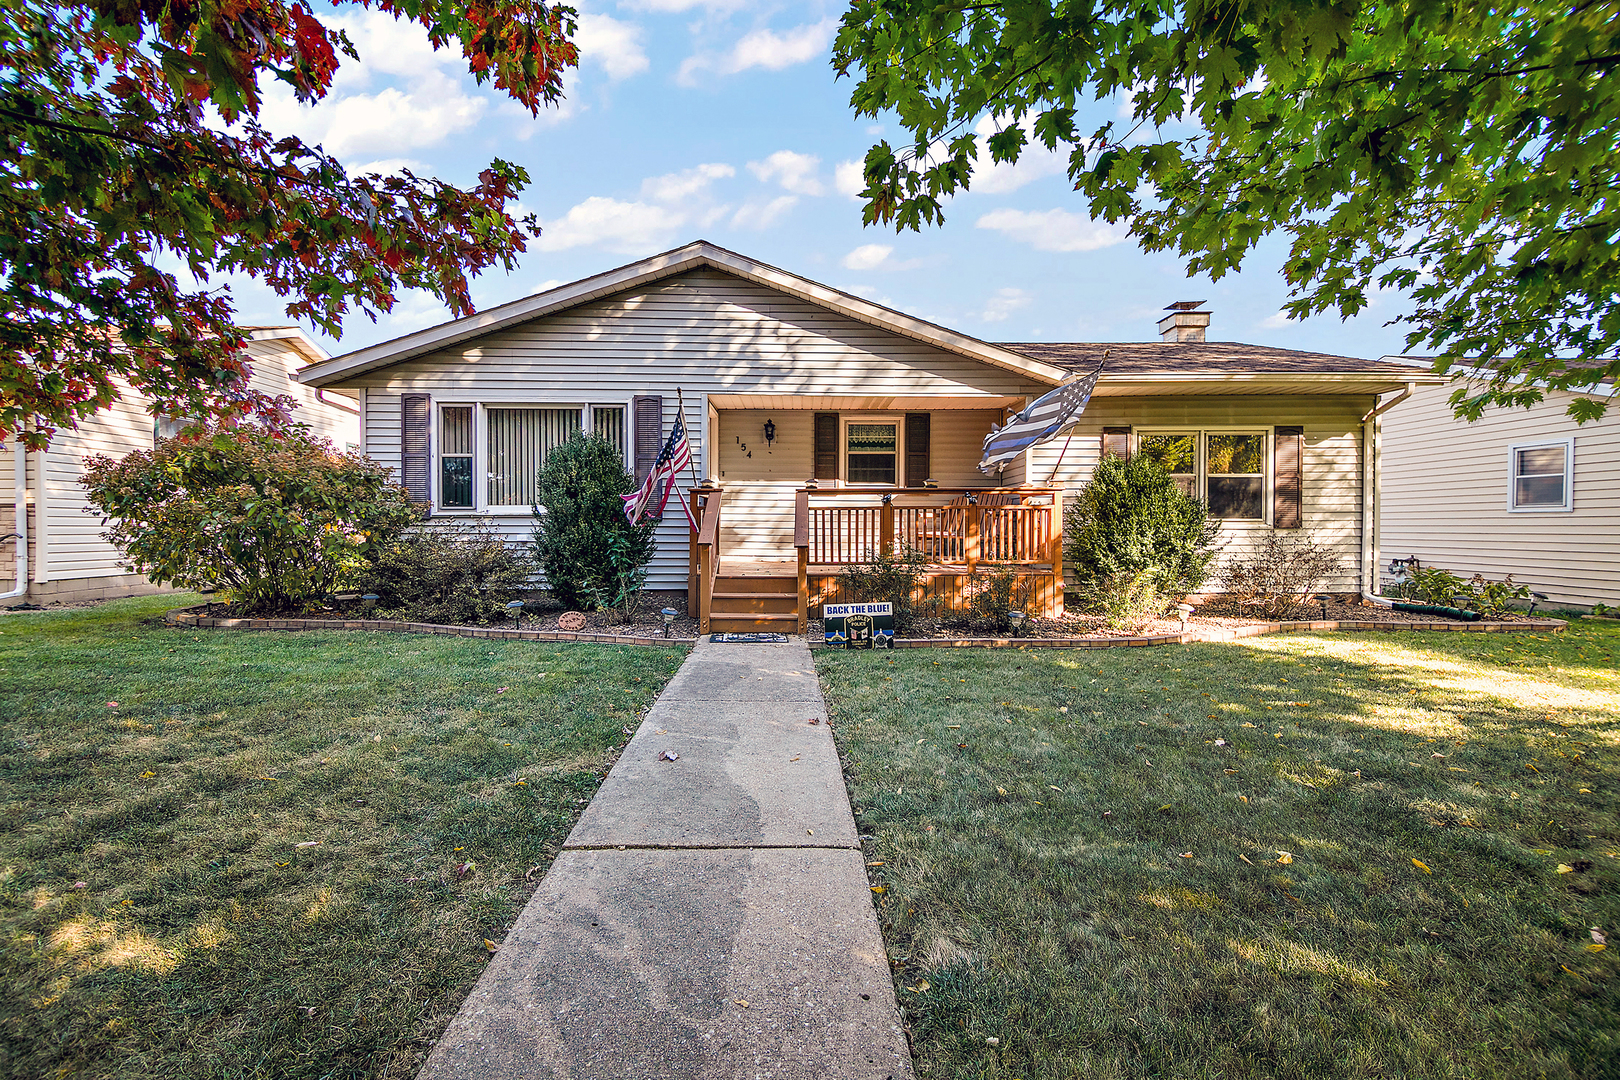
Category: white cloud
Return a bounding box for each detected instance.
[575,12,649,80]
[260,68,487,159]
[970,115,1072,194]
[980,287,1032,323]
[834,159,865,199]
[747,150,824,195]
[865,124,884,136]
[1260,311,1291,329]
[641,162,735,203]
[679,19,836,83]
[535,196,686,253]
[731,195,798,230]
[842,244,892,270]
[975,208,1129,253]
[378,289,453,336]
[324,10,462,89]
[352,157,428,175]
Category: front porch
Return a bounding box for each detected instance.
[686,486,1066,634]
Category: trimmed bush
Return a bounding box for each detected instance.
[358,524,536,625]
[1064,453,1217,604]
[82,427,419,614]
[1218,532,1343,618]
[841,545,931,632]
[531,433,656,613]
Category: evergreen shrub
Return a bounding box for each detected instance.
[531,433,656,613]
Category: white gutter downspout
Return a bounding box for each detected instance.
[1,441,28,601]
[1358,383,1415,608]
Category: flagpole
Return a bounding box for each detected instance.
[1047,351,1109,484]
[675,387,702,492]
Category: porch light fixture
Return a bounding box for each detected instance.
[506,599,525,628]
[1174,601,1195,632]
[805,478,819,490]
[1008,610,1026,636]
[924,478,939,489]
[661,607,678,637]
[763,419,776,446]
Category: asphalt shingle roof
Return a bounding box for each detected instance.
[997,341,1422,377]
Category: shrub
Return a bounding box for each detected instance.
[1461,573,1531,616]
[358,524,536,625]
[1073,569,1167,631]
[841,545,930,632]
[82,428,418,614]
[966,563,1034,632]
[1218,532,1344,618]
[1402,565,1468,606]
[531,433,656,613]
[1065,453,1217,598]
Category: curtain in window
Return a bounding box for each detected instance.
[593,406,626,458]
[488,408,580,506]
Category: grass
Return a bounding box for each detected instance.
[816,617,1619,1080]
[0,594,687,1080]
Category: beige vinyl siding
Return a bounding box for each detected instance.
[339,269,1049,589]
[1381,382,1619,606]
[712,409,1002,557]
[244,337,360,448]
[1023,395,1371,591]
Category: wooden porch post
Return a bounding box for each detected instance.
[880,496,895,556]
[1049,488,1064,616]
[795,488,810,634]
[965,502,981,571]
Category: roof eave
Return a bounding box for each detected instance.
[299,241,1068,388]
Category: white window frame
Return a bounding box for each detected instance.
[434,402,630,515]
[842,414,905,488]
[1506,437,1574,513]
[1135,426,1273,523]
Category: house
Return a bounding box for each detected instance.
[294,241,1435,632]
[1378,366,1618,609]
[1,327,359,606]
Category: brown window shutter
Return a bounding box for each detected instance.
[1274,425,1304,529]
[1101,426,1132,459]
[904,413,930,487]
[814,412,840,480]
[632,395,663,482]
[401,394,431,506]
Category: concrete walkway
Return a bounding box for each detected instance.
[420,636,913,1080]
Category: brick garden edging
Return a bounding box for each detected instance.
[808,616,1568,650]
[165,607,695,646]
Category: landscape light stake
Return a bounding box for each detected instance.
[507,600,525,628]
[662,607,678,637]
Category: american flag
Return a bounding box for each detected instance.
[622,410,696,528]
[978,363,1104,475]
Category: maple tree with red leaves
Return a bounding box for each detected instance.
[0,0,579,448]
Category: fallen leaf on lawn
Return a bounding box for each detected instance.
[734,1000,749,1008]
[871,885,886,894]
[455,861,476,880]
[1276,852,1293,865]
[296,841,320,848]
[1589,942,1608,953]
[997,786,1008,796]
[659,749,680,761]
[1412,858,1433,874]
[1048,785,1063,793]
[1180,852,1194,859]
[483,938,498,953]
[496,687,509,694]
[1225,769,1238,775]
[1239,795,1249,804]
[622,726,632,735]
[986,1036,1000,1046]
[72,881,87,889]
[1431,752,1445,759]
[1157,805,1173,813]
[1242,722,1256,728]
[1558,864,1575,874]
[867,861,884,867]
[524,865,541,882]
[139,771,155,778]
[276,861,289,867]
[1239,854,1254,865]
[1214,739,1227,747]
[789,755,800,762]
[106,701,118,708]
[808,718,821,725]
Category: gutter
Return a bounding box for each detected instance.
[1362,381,1418,421]
[1,441,28,601]
[314,388,361,415]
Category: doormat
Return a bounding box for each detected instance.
[710,632,789,644]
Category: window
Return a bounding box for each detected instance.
[487,408,580,508]
[1509,439,1573,511]
[1138,433,1196,497]
[440,406,474,509]
[1136,429,1268,521]
[1205,433,1265,519]
[846,419,899,485]
[592,406,626,458]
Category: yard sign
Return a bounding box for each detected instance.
[823,602,894,649]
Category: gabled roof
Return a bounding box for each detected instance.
[298,240,1071,388]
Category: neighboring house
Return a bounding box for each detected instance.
[1378,366,1619,609]
[295,240,1434,632]
[1,327,359,605]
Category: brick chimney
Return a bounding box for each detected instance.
[1157,300,1209,342]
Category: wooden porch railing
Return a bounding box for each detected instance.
[802,487,1063,572]
[794,488,809,633]
[693,486,722,634]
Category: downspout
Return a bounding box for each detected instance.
[1358,384,1415,608]
[1,441,28,601]
[315,388,361,415]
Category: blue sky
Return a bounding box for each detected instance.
[229,0,1416,360]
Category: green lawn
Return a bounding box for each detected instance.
[817,620,1619,1080]
[0,595,686,1080]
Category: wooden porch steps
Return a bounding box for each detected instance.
[708,573,803,633]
